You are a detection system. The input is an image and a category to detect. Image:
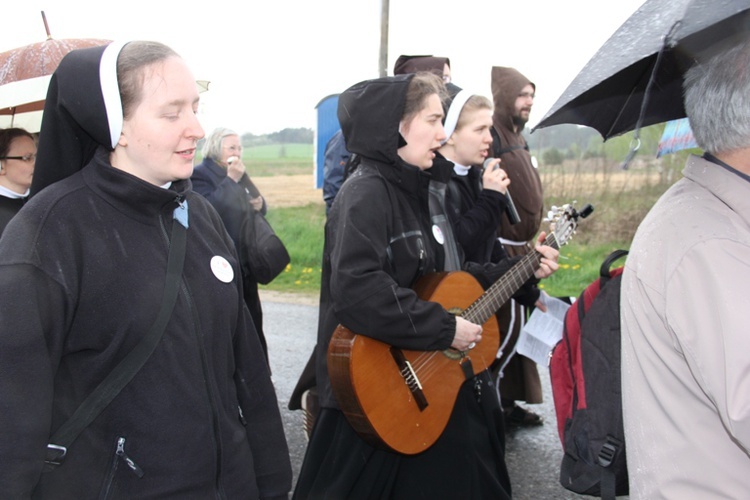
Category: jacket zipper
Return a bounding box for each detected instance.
[116,437,144,477]
[161,203,226,500]
[99,437,144,500]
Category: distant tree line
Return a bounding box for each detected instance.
[235,123,674,168]
[526,124,599,152]
[242,127,313,147]
[526,122,669,166]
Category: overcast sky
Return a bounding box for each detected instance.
[3,0,645,136]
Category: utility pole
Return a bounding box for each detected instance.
[379,0,389,77]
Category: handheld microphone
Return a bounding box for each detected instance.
[483,158,521,225]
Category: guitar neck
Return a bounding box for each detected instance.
[462,233,559,325]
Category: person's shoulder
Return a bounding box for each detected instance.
[325,130,346,151]
[336,161,389,198]
[190,161,229,196]
[191,160,214,179]
[0,175,88,265]
[184,189,230,226]
[23,172,87,216]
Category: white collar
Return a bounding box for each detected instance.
[0,184,29,199]
[452,163,471,176]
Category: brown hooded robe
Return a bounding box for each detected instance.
[490,66,544,405]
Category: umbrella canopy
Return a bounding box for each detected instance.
[0,37,111,131]
[656,118,699,157]
[533,0,750,140]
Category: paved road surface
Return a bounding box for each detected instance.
[262,298,615,499]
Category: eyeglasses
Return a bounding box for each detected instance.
[0,153,36,162]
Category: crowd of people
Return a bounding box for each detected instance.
[0,29,747,498]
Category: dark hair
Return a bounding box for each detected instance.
[117,41,179,119]
[402,72,448,122]
[0,128,35,158]
[393,55,450,76]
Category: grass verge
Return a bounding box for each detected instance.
[260,203,325,295]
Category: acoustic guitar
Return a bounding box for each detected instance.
[327,203,591,455]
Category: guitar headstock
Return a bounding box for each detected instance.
[545,202,594,248]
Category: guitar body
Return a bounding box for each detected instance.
[327,271,500,455]
[327,203,587,455]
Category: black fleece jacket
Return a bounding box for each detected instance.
[0,149,291,499]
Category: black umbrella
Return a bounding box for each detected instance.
[533,0,750,140]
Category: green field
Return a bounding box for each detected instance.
[196,143,313,177]
[245,143,313,177]
[263,203,631,299]
[248,145,683,300]
[262,203,325,295]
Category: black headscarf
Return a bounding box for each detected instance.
[30,41,127,197]
[337,74,413,166]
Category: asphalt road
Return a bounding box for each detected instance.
[263,298,615,499]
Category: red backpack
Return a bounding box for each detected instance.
[549,249,629,500]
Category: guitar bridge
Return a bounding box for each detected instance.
[390,347,429,411]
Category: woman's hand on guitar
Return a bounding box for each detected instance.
[533,231,560,279]
[451,317,483,351]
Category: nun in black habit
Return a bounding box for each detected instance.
[293,72,512,500]
[0,41,291,498]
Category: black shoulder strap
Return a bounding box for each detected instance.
[599,249,629,287]
[45,219,188,467]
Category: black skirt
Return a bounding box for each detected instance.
[293,372,511,499]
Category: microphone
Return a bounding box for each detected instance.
[483,158,521,225]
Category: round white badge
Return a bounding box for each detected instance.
[432,224,445,245]
[210,256,234,283]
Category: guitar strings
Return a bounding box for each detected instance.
[464,232,557,325]
[404,246,546,385]
[396,231,564,389]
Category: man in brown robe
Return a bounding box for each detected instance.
[489,66,546,427]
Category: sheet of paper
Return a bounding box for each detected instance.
[516,295,571,366]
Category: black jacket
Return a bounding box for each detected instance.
[0,149,291,498]
[437,154,540,305]
[191,157,269,360]
[438,154,506,264]
[316,76,457,408]
[297,74,512,500]
[0,195,24,236]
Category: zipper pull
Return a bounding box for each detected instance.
[173,197,189,228]
[116,437,145,478]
